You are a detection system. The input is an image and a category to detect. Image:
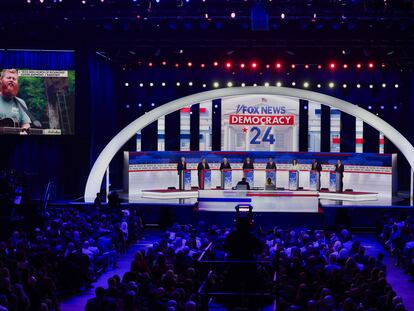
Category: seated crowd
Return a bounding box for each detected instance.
[0,202,143,311]
[86,221,406,311]
[378,213,414,279]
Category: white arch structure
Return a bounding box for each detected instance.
[84,87,414,202]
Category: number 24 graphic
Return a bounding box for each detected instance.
[250,127,275,144]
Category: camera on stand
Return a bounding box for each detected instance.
[234,204,254,227]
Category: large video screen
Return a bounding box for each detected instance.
[0,69,75,135]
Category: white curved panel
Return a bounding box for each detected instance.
[84,87,414,202]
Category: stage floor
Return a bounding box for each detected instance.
[119,189,393,213]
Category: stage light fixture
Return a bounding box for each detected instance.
[305,64,309,69]
[205,13,209,19]
[213,82,219,88]
[188,81,193,86]
[253,83,258,87]
[328,82,335,88]
[202,84,207,88]
[291,64,296,69]
[230,12,236,18]
[382,83,386,88]
[226,62,232,68]
[240,63,246,69]
[266,64,270,69]
[368,62,374,68]
[241,83,246,87]
[291,82,296,86]
[380,105,384,110]
[264,82,270,87]
[148,62,153,67]
[317,64,322,69]
[214,104,218,108]
[149,82,154,87]
[343,84,347,88]
[175,63,179,68]
[151,103,155,107]
[124,82,129,87]
[357,84,361,88]
[381,63,386,68]
[281,13,285,19]
[251,62,258,69]
[329,63,336,69]
[276,82,282,87]
[393,105,398,110]
[356,63,362,69]
[126,104,130,108]
[368,105,372,110]
[213,61,219,66]
[343,64,348,69]
[139,83,144,87]
[187,62,193,67]
[395,84,399,88]
[275,62,282,69]
[317,84,321,88]
[227,82,233,87]
[161,82,166,86]
[176,82,181,86]
[369,84,373,89]
[201,63,205,68]
[162,61,167,65]
[138,103,142,107]
[303,82,309,88]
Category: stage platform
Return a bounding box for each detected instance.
[127,188,388,213]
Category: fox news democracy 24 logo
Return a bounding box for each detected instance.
[229,104,294,126]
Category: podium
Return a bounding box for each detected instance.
[329,171,342,192]
[265,169,276,187]
[309,170,320,191]
[288,170,299,190]
[243,169,254,186]
[221,169,232,189]
[199,169,211,190]
[179,169,192,190]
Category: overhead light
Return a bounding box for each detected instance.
[227,82,233,87]
[328,82,335,88]
[276,82,282,87]
[303,82,309,88]
[213,82,219,88]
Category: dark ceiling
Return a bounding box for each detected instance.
[1,0,413,67]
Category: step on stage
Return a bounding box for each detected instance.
[122,188,389,213]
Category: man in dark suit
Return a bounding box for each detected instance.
[197,158,210,189]
[177,157,187,190]
[220,157,232,170]
[236,177,250,190]
[335,159,344,192]
[266,157,276,170]
[242,157,254,170]
[311,159,323,191]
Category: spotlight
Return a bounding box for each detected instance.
[188,81,193,86]
[149,82,154,87]
[227,82,233,87]
[162,61,167,65]
[230,11,236,18]
[329,63,336,69]
[369,84,373,89]
[201,63,205,68]
[393,105,398,110]
[356,63,362,69]
[187,62,193,67]
[380,105,384,109]
[176,82,181,86]
[343,64,348,69]
[253,83,257,87]
[382,83,386,88]
[368,105,372,110]
[342,84,347,88]
[291,82,296,86]
[264,82,270,87]
[251,62,258,69]
[175,63,179,68]
[328,82,335,88]
[266,64,270,69]
[241,83,246,87]
[317,64,322,69]
[317,84,321,88]
[303,82,309,88]
[291,64,296,69]
[281,13,285,19]
[395,84,399,88]
[213,61,219,66]
[276,81,282,87]
[213,82,219,88]
[275,62,282,69]
[240,63,246,69]
[202,83,206,88]
[226,62,232,68]
[139,83,144,87]
[124,82,129,87]
[356,84,361,88]
[151,103,155,107]
[305,64,309,69]
[368,62,374,69]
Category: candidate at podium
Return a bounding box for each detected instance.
[291,159,300,171]
[197,158,210,189]
[335,159,345,192]
[177,156,187,173]
[311,159,323,191]
[220,157,232,170]
[242,157,254,170]
[266,157,277,170]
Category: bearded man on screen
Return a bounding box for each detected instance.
[0,69,31,129]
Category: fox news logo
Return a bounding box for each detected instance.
[235,104,286,114]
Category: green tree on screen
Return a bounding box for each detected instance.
[18,77,47,124]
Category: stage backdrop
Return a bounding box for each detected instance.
[124,151,395,197]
